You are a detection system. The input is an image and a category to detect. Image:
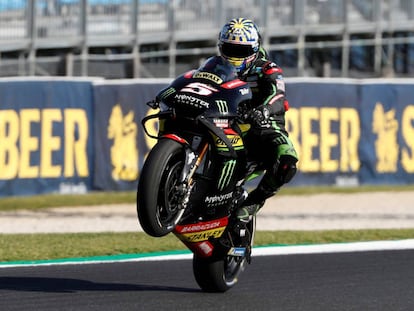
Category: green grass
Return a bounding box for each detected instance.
[0,191,137,212]
[1,229,414,262]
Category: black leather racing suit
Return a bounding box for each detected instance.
[239,48,298,206]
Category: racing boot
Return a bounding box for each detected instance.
[235,182,278,223]
[235,202,262,223]
[232,186,270,247]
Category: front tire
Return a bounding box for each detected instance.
[137,139,186,237]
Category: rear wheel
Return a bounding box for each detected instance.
[137,139,186,237]
[193,217,256,292]
[193,254,247,292]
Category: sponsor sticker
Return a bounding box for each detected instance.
[193,72,223,84]
[180,227,226,242]
[175,217,228,242]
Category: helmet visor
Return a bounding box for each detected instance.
[220,42,256,58]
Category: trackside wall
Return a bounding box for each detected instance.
[0,77,413,196]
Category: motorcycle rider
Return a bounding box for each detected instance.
[218,18,299,224]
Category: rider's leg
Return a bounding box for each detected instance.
[236,133,298,222]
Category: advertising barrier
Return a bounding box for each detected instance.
[357,81,414,184]
[285,79,360,186]
[93,80,168,191]
[286,78,414,186]
[0,78,97,196]
[0,77,413,196]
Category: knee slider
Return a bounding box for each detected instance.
[276,155,297,184]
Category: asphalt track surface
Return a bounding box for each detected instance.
[1,249,414,311]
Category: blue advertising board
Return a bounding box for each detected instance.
[357,81,414,184]
[1,77,413,197]
[0,79,95,197]
[285,79,360,186]
[285,78,414,186]
[92,80,168,191]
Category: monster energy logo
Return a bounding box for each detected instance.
[275,135,288,145]
[216,100,228,114]
[159,87,176,99]
[218,160,236,191]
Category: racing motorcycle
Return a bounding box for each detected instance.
[137,56,262,292]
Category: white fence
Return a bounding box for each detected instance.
[0,0,413,78]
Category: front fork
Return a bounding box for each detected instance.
[175,140,209,211]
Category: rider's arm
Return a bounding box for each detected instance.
[260,62,289,116]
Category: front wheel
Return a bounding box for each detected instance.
[137,139,186,237]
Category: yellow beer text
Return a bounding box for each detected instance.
[286,107,360,173]
[0,108,89,179]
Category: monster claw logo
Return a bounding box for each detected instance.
[218,159,236,191]
[107,104,138,181]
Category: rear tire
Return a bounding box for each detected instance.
[193,217,256,292]
[193,254,247,292]
[137,139,185,237]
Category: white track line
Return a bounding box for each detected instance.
[2,239,414,268]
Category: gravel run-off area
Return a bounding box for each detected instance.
[1,191,413,233]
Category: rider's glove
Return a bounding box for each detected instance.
[249,105,271,128]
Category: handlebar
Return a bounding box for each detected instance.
[141,110,175,139]
[141,110,238,158]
